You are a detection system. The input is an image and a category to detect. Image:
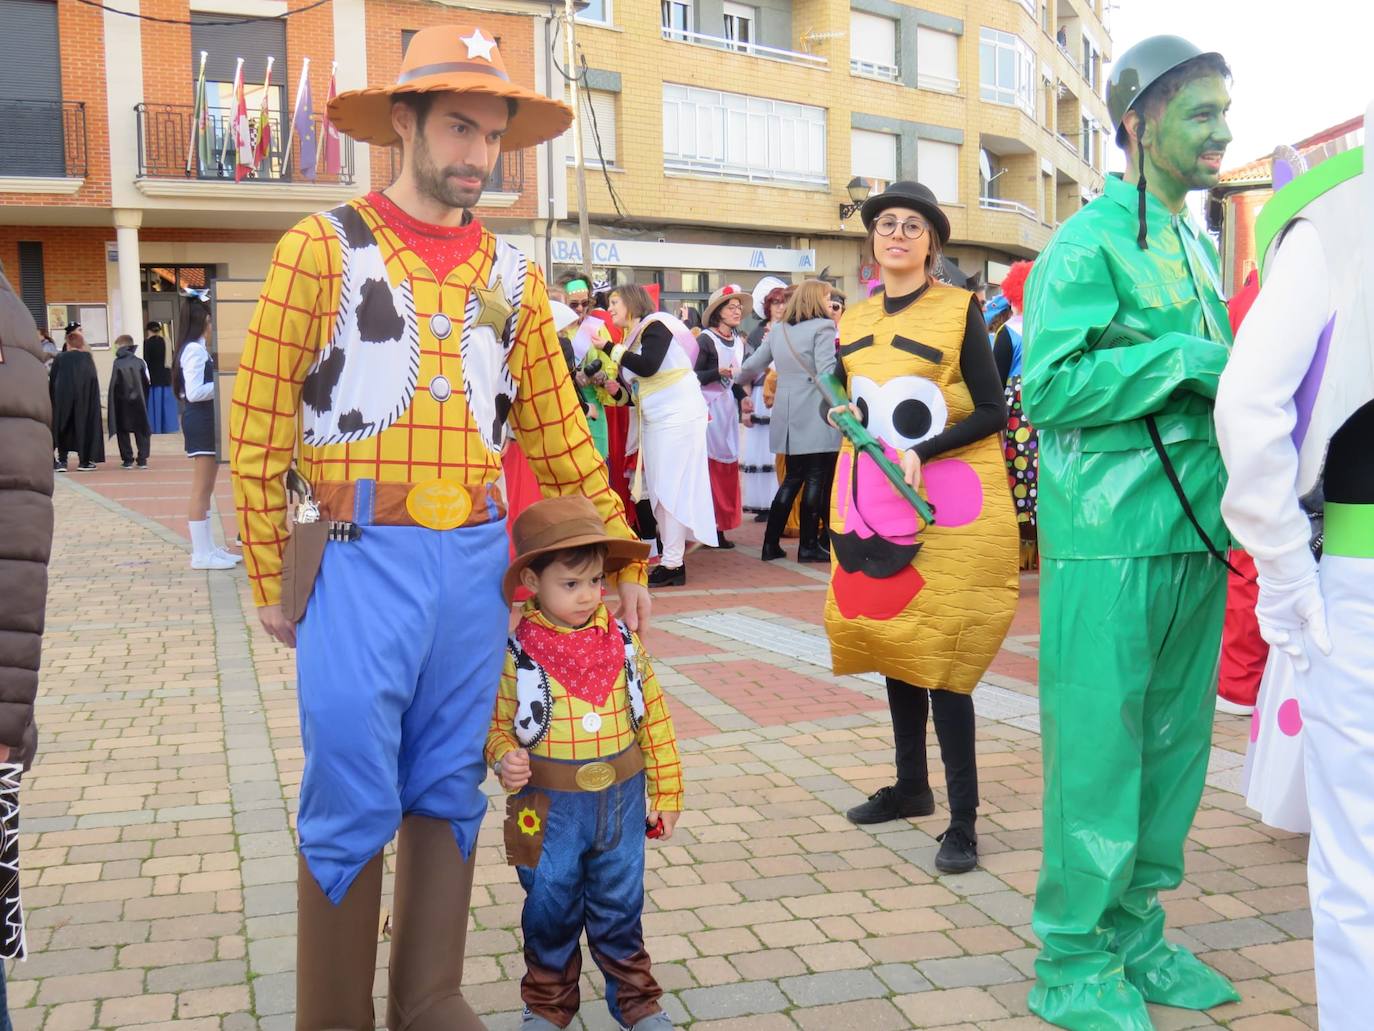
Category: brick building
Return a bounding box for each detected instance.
[0,0,1111,386]
[0,0,565,386]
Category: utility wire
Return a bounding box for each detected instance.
[73,0,331,27]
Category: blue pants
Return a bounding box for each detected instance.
[516,769,663,1028]
[296,513,508,903]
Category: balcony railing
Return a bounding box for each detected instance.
[0,98,87,178]
[387,148,524,194]
[662,26,828,68]
[664,154,827,187]
[135,102,355,184]
[980,196,1037,219]
[850,58,900,81]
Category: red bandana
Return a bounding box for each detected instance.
[367,191,482,282]
[516,617,624,707]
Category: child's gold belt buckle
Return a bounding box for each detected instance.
[574,761,617,792]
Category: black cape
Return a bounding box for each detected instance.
[49,350,105,462]
[107,345,150,437]
[143,334,172,387]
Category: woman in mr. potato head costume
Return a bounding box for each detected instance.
[828,181,1018,873]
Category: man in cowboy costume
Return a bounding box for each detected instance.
[229,26,648,1030]
[1022,36,1241,1029]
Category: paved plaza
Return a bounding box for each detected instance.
[5,449,1317,1030]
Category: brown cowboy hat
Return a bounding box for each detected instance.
[503,495,650,604]
[328,25,573,150]
[702,283,751,327]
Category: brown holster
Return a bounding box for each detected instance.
[281,519,328,624]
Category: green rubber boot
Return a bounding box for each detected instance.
[1027,975,1153,1031]
[1120,937,1240,1010]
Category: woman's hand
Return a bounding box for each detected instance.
[574,370,590,387]
[826,404,862,430]
[899,448,922,490]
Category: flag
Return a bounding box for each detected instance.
[290,61,317,180]
[253,56,274,175]
[186,51,209,175]
[321,65,341,178]
[232,63,254,182]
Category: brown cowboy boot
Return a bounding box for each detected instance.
[386,815,485,1030]
[296,852,384,1031]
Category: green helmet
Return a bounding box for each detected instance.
[1108,34,1224,141]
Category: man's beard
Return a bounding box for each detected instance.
[412,131,487,210]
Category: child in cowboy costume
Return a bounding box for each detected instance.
[488,495,682,1031]
[229,25,649,1031]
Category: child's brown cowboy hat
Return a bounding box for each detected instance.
[503,495,650,604]
[328,25,573,151]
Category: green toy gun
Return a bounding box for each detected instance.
[819,372,936,525]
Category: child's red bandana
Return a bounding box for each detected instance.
[516,617,623,707]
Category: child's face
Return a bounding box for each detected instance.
[522,554,607,628]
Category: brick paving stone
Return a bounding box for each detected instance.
[8,478,1325,1030]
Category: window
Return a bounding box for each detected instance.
[1016,0,1035,14]
[16,242,45,330]
[577,0,610,24]
[566,88,618,167]
[980,28,1035,116]
[850,11,899,81]
[851,129,897,185]
[723,2,755,50]
[916,27,959,92]
[663,83,827,186]
[661,0,692,39]
[1081,115,1092,163]
[917,139,959,203]
[0,0,63,176]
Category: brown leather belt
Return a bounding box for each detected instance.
[528,745,644,793]
[315,479,506,530]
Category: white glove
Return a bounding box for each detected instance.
[1254,567,1333,673]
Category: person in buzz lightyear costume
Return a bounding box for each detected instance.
[229,26,648,1031]
[1215,107,1371,1030]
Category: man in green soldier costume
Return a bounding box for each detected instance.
[1022,36,1242,1029]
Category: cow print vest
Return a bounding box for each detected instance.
[507,619,646,750]
[301,202,527,454]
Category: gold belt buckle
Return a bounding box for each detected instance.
[574,761,616,792]
[406,479,475,530]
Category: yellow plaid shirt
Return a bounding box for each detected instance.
[486,603,684,812]
[229,197,644,607]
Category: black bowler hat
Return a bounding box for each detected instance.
[860,180,951,246]
[64,321,81,333]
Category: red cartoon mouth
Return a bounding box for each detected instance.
[832,562,925,621]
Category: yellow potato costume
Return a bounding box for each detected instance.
[826,284,1019,693]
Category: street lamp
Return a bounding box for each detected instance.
[839,176,872,222]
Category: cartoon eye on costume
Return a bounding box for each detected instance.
[851,375,947,450]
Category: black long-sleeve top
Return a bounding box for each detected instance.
[607,321,672,378]
[144,334,172,387]
[993,326,1015,385]
[839,286,1007,463]
[695,328,747,402]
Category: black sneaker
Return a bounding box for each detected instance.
[717,532,735,550]
[845,784,935,825]
[77,463,98,472]
[935,824,978,873]
[648,564,686,588]
[136,461,149,469]
[121,461,135,469]
[54,460,66,473]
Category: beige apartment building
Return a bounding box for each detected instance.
[563,0,1113,306]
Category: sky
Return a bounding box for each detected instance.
[1104,0,1371,174]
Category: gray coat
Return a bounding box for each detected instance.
[739,317,841,456]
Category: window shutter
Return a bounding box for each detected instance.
[916,27,959,90]
[851,129,897,183]
[16,242,46,331]
[850,12,897,68]
[917,139,960,204]
[192,14,287,84]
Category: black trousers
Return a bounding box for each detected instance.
[116,427,151,464]
[764,451,838,549]
[887,678,979,828]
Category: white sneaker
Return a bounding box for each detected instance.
[214,547,244,565]
[1215,695,1255,717]
[191,552,238,570]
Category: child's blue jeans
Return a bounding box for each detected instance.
[515,768,664,1029]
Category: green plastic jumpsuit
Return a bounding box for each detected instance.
[1022,173,1241,1029]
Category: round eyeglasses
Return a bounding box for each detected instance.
[873,216,929,240]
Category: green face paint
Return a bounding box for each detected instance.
[1138,74,1232,210]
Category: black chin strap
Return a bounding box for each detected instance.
[1136,136,1149,250]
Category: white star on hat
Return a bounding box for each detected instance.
[460,29,497,61]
